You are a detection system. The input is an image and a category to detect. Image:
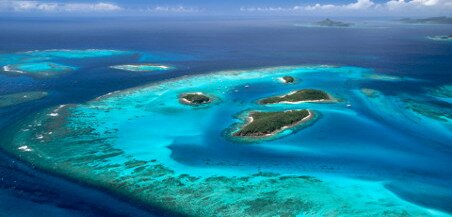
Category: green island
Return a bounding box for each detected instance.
[0,91,48,108]
[233,110,312,137]
[281,76,295,83]
[314,18,352,27]
[260,89,331,104]
[179,92,212,105]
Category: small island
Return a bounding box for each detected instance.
[314,18,352,27]
[179,92,212,105]
[280,76,295,84]
[260,89,332,104]
[233,110,312,138]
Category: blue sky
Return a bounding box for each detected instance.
[0,0,451,16]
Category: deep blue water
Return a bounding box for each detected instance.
[0,16,451,216]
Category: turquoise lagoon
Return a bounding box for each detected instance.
[4,66,452,216]
[3,62,75,76]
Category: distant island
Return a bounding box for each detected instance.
[427,35,452,41]
[399,17,452,25]
[179,92,212,105]
[280,76,295,84]
[233,110,312,138]
[314,18,352,27]
[260,89,332,104]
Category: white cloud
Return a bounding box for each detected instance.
[0,0,122,12]
[240,7,291,12]
[385,0,448,9]
[240,0,377,12]
[240,0,452,15]
[344,0,375,9]
[148,6,199,13]
[304,4,336,11]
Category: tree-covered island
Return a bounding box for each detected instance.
[179,92,212,105]
[233,110,312,137]
[281,76,295,83]
[259,89,331,104]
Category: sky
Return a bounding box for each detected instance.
[0,0,451,17]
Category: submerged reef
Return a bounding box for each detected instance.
[404,99,452,122]
[233,110,312,137]
[179,92,212,105]
[110,64,173,72]
[26,49,134,59]
[361,88,379,98]
[429,85,452,102]
[259,89,331,104]
[3,66,450,217]
[0,91,48,108]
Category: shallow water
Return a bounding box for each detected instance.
[2,65,451,216]
[0,17,451,216]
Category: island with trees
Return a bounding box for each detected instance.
[259,89,332,104]
[280,76,295,84]
[179,92,213,105]
[233,110,312,138]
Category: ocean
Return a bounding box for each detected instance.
[0,16,451,216]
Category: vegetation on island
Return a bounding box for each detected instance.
[282,76,295,83]
[233,110,311,137]
[180,93,212,105]
[260,89,331,104]
[314,18,352,27]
